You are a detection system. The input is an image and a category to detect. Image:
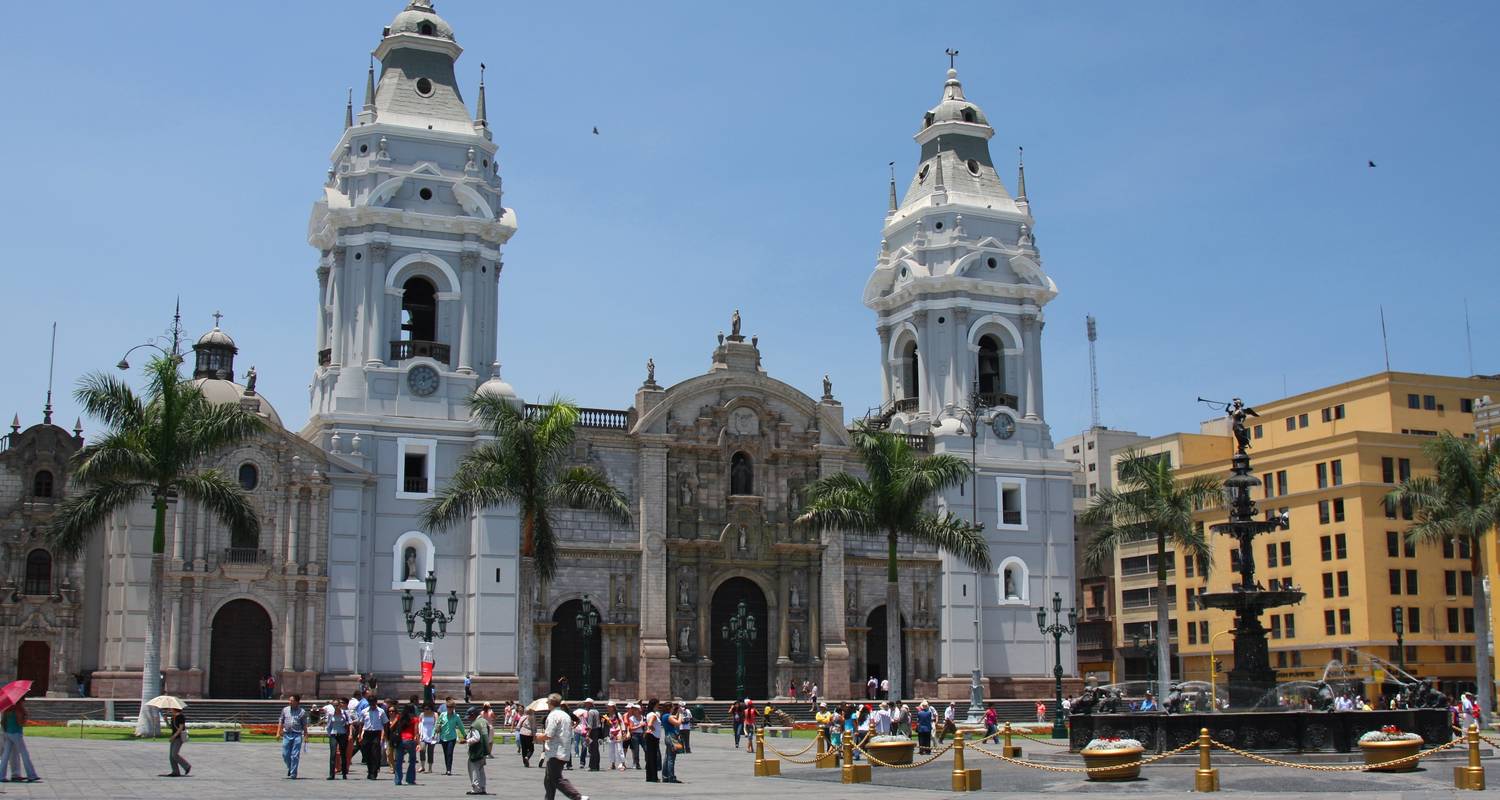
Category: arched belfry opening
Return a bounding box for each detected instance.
[901,341,920,404]
[400,276,437,343]
[977,334,1004,402]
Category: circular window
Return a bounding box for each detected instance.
[359,144,369,154]
[987,257,997,269]
[419,187,433,201]
[237,463,259,491]
[899,267,908,278]
[938,316,946,324]
[966,159,980,176]
[415,78,434,97]
[934,221,944,230]
[917,165,929,183]
[354,252,362,261]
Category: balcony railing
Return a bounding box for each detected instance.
[977,391,1019,410]
[390,340,451,365]
[1001,510,1022,526]
[900,434,930,452]
[22,579,51,597]
[524,405,630,430]
[894,397,919,413]
[317,348,332,367]
[403,476,429,494]
[221,547,269,566]
[1085,607,1108,621]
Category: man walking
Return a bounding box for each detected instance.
[867,675,878,700]
[464,705,491,795]
[361,697,388,779]
[277,694,309,779]
[541,693,588,800]
[581,699,602,771]
[678,703,693,754]
[324,697,350,779]
[464,674,473,704]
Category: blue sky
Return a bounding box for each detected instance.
[4,1,1497,442]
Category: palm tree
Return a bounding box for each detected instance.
[45,355,263,736]
[797,425,991,703]
[1387,432,1500,725]
[421,395,631,703]
[1080,449,1221,701]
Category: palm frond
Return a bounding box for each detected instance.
[73,371,146,433]
[909,512,991,571]
[175,395,265,465]
[797,473,880,535]
[71,433,159,484]
[421,445,524,531]
[43,480,150,558]
[176,471,259,549]
[549,466,633,524]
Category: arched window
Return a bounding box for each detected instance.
[730,452,754,496]
[400,276,438,342]
[418,21,435,36]
[977,335,1004,398]
[961,107,976,123]
[237,463,259,491]
[901,341,920,402]
[31,470,54,498]
[23,549,52,596]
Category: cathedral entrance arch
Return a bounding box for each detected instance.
[550,599,602,700]
[16,641,49,696]
[209,599,272,698]
[710,577,769,700]
[866,606,908,700]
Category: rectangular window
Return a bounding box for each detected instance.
[1254,424,1263,439]
[1333,498,1345,523]
[1286,416,1296,431]
[1443,538,1455,559]
[1463,646,1474,662]
[1461,398,1475,413]
[1280,541,1292,566]
[1087,462,1096,472]
[1408,393,1421,409]
[1291,650,1303,667]
[1382,457,1395,484]
[1446,571,1458,596]
[1389,569,1402,595]
[1185,555,1195,578]
[1319,500,1331,525]
[1465,607,1476,633]
[1276,470,1288,496]
[1330,460,1343,486]
[1322,572,1335,599]
[1285,613,1295,638]
[395,437,438,499]
[1405,569,1418,594]
[1338,571,1349,597]
[1449,608,1460,633]
[1459,539,1472,559]
[1335,533,1347,559]
[1334,404,1346,420]
[1446,646,1457,664]
[1266,543,1278,568]
[1462,571,1474,596]
[1339,609,1351,635]
[1277,651,1287,668]
[1321,407,1331,423]
[1423,394,1436,410]
[1324,609,1336,636]
[1299,413,1310,428]
[1270,615,1282,639]
[1262,472,1273,499]
[1398,457,1413,519]
[1188,624,1197,645]
[1316,462,1328,489]
[1199,620,1207,642]
[1388,532,1400,558]
[1404,537,1415,558]
[1408,607,1421,633]
[996,477,1027,528]
[1320,535,1332,561]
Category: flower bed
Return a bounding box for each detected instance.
[1081,737,1144,781]
[1358,726,1422,772]
[65,720,244,730]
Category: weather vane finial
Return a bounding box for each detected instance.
[945,48,959,70]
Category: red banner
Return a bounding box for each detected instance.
[421,658,434,686]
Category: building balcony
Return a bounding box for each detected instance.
[524,405,630,430]
[390,340,451,365]
[403,476,429,494]
[221,547,269,566]
[893,397,920,413]
[977,391,1019,410]
[899,433,930,452]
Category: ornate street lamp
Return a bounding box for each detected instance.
[575,594,600,698]
[1393,606,1406,674]
[721,598,757,699]
[403,570,458,704]
[1036,591,1077,739]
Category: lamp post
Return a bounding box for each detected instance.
[721,599,757,700]
[575,594,600,699]
[949,381,992,724]
[403,570,459,703]
[1036,591,1077,739]
[1393,606,1406,674]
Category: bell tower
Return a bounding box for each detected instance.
[307,0,516,424]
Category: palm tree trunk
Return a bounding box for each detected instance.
[517,556,536,704]
[136,498,166,737]
[1472,548,1492,726]
[1155,531,1172,702]
[886,532,902,703]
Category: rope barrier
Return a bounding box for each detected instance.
[1207,736,1464,772]
[968,739,1197,774]
[762,736,819,759]
[1012,729,1071,747]
[852,740,955,769]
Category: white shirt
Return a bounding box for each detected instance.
[944,706,955,722]
[364,703,387,731]
[874,708,892,735]
[543,708,574,761]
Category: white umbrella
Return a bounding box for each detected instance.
[525,697,551,712]
[146,695,185,710]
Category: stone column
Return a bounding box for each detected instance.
[636,442,671,700]
[1032,317,1046,421]
[188,585,203,671]
[808,566,821,664]
[1023,310,1041,420]
[913,310,932,412]
[165,594,181,669]
[953,308,970,403]
[304,591,317,671]
[282,600,295,672]
[367,242,389,367]
[329,250,345,366]
[816,453,852,697]
[777,573,791,664]
[876,326,892,406]
[170,499,184,563]
[458,251,477,374]
[317,263,330,355]
[286,488,301,565]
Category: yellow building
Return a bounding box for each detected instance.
[1109,371,1500,698]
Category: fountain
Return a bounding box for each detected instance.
[1068,398,1452,752]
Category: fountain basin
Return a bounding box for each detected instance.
[1069,709,1451,754]
[1197,589,1306,611]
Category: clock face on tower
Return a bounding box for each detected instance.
[407,364,440,397]
[991,411,1017,440]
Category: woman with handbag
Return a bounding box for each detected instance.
[166,708,190,777]
[660,701,683,784]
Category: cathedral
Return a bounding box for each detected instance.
[0,0,1075,701]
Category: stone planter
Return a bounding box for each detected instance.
[864,739,916,766]
[1359,738,1423,772]
[1082,746,1144,781]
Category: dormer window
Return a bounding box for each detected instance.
[419,21,435,36]
[917,164,929,184]
[923,112,934,128]
[961,107,976,123]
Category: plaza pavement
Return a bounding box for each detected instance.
[1,731,1497,799]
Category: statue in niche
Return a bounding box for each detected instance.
[847,582,857,609]
[679,477,694,507]
[402,546,418,582]
[1003,568,1017,600]
[677,576,691,608]
[789,583,801,609]
[615,585,626,608]
[737,524,748,552]
[678,624,693,655]
[791,626,802,655]
[917,589,928,613]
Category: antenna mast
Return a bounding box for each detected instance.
[1086,315,1101,429]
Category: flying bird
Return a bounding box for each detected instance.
[592,126,599,135]
[1368,160,1376,168]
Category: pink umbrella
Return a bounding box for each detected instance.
[0,680,32,714]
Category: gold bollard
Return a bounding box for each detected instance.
[949,730,983,791]
[754,727,781,776]
[1454,722,1486,790]
[1002,720,1022,758]
[816,728,838,769]
[842,736,871,783]
[1195,727,1220,792]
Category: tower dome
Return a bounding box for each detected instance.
[922,69,990,129]
[192,320,238,381]
[475,362,520,408]
[387,1,455,42]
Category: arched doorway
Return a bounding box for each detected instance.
[209,600,272,698]
[550,599,602,700]
[16,641,49,696]
[710,577,769,700]
[866,606,908,700]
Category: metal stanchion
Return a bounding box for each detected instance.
[1195,727,1220,792]
[950,730,982,791]
[842,736,871,784]
[1455,722,1486,790]
[1002,720,1022,758]
[754,727,781,776]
